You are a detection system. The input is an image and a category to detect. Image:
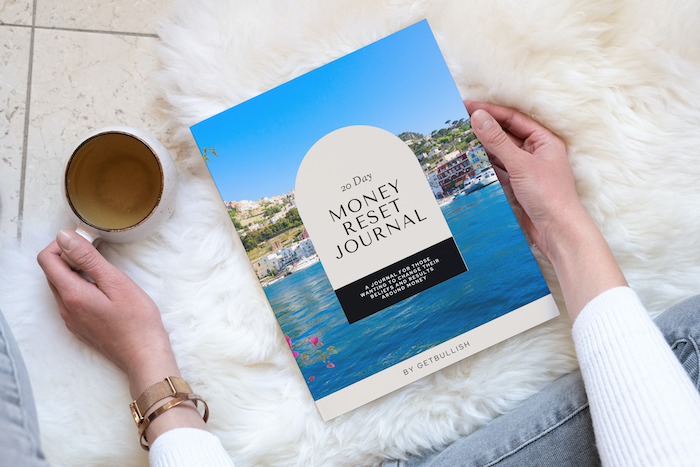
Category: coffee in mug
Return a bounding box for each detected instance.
[63,126,177,247]
[66,132,163,230]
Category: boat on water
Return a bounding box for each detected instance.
[482,168,498,185]
[465,176,484,194]
[288,254,320,274]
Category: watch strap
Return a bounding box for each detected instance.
[130,376,192,426]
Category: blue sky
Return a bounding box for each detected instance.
[191,20,470,202]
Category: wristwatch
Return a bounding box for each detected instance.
[129,376,209,451]
[129,376,193,427]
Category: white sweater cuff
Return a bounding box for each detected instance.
[149,428,234,467]
[573,286,700,466]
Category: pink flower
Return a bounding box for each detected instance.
[309,376,315,381]
[309,335,323,347]
[326,362,335,368]
[292,350,299,359]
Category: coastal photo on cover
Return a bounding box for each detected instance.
[191,20,551,402]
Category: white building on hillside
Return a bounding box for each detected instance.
[296,239,316,258]
[252,252,282,279]
[425,170,443,198]
[239,200,257,211]
[277,245,298,267]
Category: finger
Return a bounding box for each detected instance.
[46,280,75,325]
[45,278,64,308]
[55,230,118,285]
[45,278,68,317]
[465,101,547,141]
[493,164,510,187]
[46,277,100,349]
[493,165,516,209]
[471,109,524,170]
[487,154,506,172]
[37,240,92,295]
[504,129,524,149]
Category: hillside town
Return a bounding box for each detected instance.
[223,190,317,282]
[228,117,495,284]
[223,191,297,233]
[400,118,492,198]
[250,228,318,283]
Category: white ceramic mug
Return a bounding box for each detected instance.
[61,126,177,267]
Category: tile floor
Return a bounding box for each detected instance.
[0,0,174,242]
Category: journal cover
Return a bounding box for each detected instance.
[191,20,558,421]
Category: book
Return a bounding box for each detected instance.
[190,20,559,421]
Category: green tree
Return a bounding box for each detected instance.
[397,131,424,141]
[240,208,303,252]
[264,205,282,218]
[228,210,244,230]
[412,144,429,157]
[455,140,469,151]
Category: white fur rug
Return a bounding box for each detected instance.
[3,0,700,465]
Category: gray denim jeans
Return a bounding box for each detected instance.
[384,294,700,467]
[0,308,51,466]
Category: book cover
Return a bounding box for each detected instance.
[191,20,559,421]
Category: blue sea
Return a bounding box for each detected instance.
[265,183,550,400]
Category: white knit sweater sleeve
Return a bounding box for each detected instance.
[572,286,700,466]
[149,428,234,467]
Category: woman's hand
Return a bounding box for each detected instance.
[37,230,206,443]
[465,101,627,319]
[465,101,584,261]
[37,230,177,385]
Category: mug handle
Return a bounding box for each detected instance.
[60,223,99,271]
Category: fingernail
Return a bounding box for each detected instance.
[472,109,494,131]
[57,229,78,251]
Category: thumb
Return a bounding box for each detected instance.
[57,230,114,282]
[471,109,522,169]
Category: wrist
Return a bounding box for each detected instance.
[544,204,599,267]
[130,374,209,450]
[126,340,180,400]
[125,336,209,449]
[543,207,628,321]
